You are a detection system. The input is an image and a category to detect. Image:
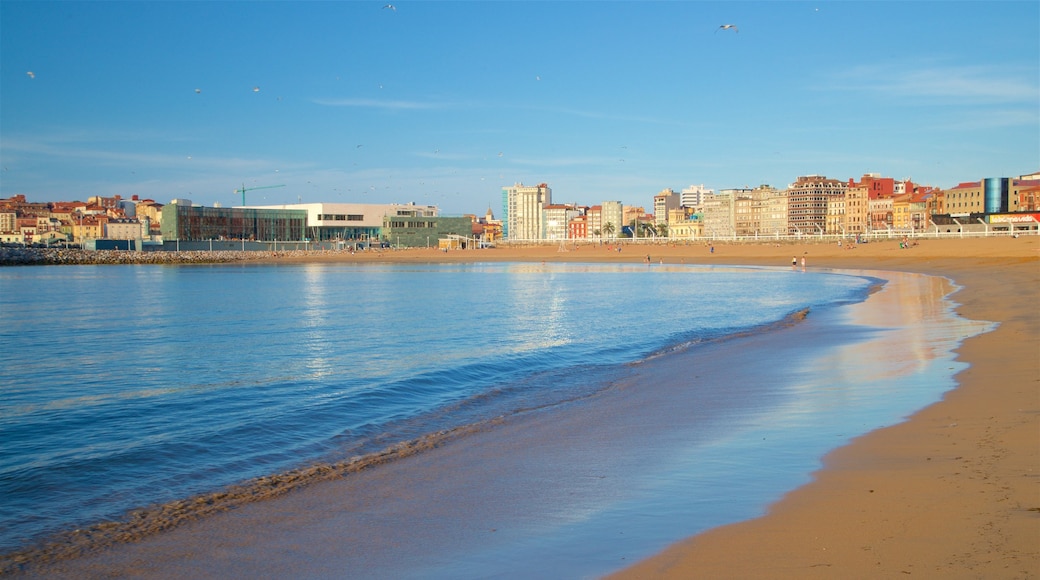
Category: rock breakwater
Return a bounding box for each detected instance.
[0,248,314,266]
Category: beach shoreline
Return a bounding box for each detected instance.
[5,236,1037,578]
[236,235,1040,577]
[604,237,1040,578]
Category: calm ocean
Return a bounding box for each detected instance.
[0,262,964,569]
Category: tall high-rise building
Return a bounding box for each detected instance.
[653,188,680,225]
[680,184,713,209]
[502,183,551,240]
[601,201,624,239]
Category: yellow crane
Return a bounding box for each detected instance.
[235,183,285,206]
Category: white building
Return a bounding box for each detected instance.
[543,204,581,240]
[680,184,713,209]
[503,183,551,240]
[248,202,438,241]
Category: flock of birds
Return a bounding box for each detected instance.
[22,3,740,84]
[17,5,741,202]
[384,1,742,32]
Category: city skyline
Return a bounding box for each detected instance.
[2,1,1037,215]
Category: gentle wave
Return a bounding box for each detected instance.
[0,305,827,572]
[0,263,875,563]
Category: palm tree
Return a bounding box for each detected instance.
[603,222,615,239]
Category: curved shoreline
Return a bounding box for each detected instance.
[0,276,828,574]
[609,240,1040,578]
[3,237,1036,577]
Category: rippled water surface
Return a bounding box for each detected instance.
[0,262,872,553]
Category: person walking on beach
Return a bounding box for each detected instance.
[801,255,806,270]
[792,256,797,269]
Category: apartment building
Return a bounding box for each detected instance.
[653,188,680,225]
[601,201,623,239]
[786,175,846,235]
[701,190,737,237]
[502,182,551,240]
[543,204,581,240]
[680,185,712,210]
[667,208,703,239]
[944,177,1040,217]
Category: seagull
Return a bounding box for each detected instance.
[194,88,202,94]
[26,71,35,79]
[252,86,260,92]
[716,24,738,33]
[383,4,395,11]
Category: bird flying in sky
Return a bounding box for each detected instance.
[716,24,738,33]
[383,4,395,11]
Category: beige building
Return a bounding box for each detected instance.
[733,186,784,236]
[842,183,870,234]
[667,208,703,239]
[601,201,623,239]
[702,191,737,238]
[503,182,551,240]
[942,181,987,216]
[868,195,894,231]
[892,193,930,230]
[72,217,105,241]
[786,175,846,235]
[106,218,147,240]
[826,196,845,235]
[622,206,650,235]
[653,188,680,225]
[758,187,788,236]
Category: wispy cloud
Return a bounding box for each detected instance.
[826,62,1038,104]
[506,154,620,168]
[310,97,447,110]
[514,104,685,127]
[413,150,476,161]
[1,136,299,173]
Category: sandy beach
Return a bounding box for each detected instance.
[7,236,1038,578]
[273,235,1040,577]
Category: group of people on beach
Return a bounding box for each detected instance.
[792,254,806,270]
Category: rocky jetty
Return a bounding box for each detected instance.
[0,247,297,266]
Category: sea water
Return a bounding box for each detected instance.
[0,262,886,555]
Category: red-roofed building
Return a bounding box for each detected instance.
[568,212,588,239]
[1013,185,1040,212]
[943,177,1040,217]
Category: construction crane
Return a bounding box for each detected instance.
[235,183,285,206]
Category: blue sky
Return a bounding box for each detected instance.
[2,1,1037,214]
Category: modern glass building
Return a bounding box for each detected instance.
[380,215,473,248]
[248,202,439,243]
[160,204,307,241]
[983,177,1009,214]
